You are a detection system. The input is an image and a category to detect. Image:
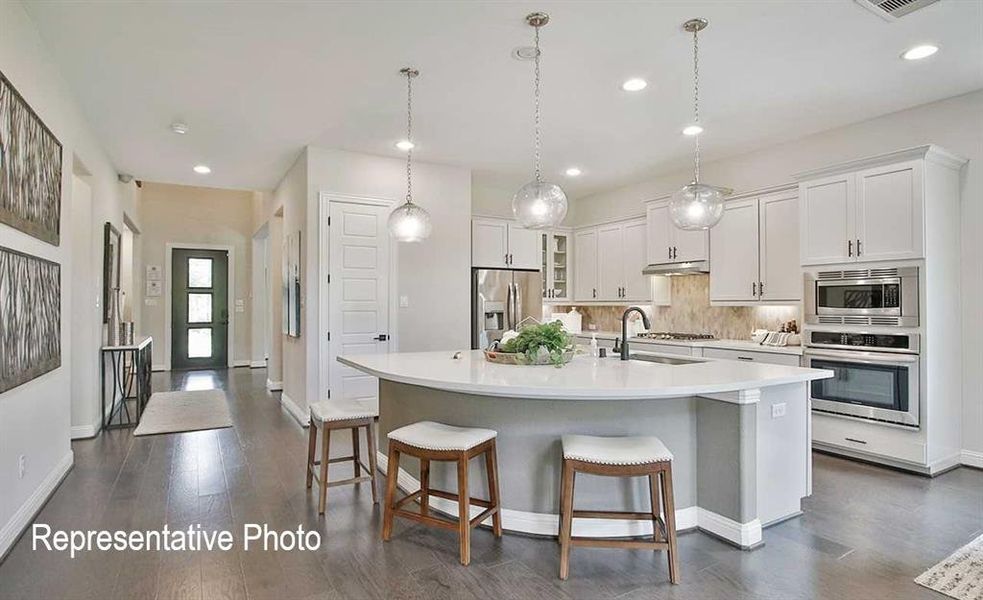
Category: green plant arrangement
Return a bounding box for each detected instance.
[485,320,576,367]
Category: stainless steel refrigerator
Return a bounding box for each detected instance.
[472,268,543,350]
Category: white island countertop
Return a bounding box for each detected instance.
[339,349,833,402]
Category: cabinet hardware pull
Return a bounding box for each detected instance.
[844,437,867,445]
[856,240,862,256]
[752,282,757,296]
[593,288,596,298]
[759,281,764,296]
[668,246,672,259]
[374,334,389,341]
[737,356,753,361]
[848,240,852,257]
[672,246,677,260]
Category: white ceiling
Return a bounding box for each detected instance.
[23,1,983,198]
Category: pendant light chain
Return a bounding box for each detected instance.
[692,26,701,184]
[405,70,413,203]
[533,23,543,184]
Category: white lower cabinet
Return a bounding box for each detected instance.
[631,342,697,356]
[709,190,800,304]
[812,413,927,466]
[700,347,801,367]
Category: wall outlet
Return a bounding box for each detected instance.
[399,295,409,308]
[771,403,787,419]
[18,455,26,479]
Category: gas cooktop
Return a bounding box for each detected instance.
[636,332,716,341]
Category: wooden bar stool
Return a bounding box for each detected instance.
[381,421,502,565]
[558,434,679,583]
[306,401,379,514]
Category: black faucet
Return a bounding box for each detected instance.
[620,306,652,360]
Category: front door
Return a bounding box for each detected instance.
[172,248,229,370]
[328,201,391,408]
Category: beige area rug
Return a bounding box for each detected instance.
[915,534,983,600]
[133,390,233,436]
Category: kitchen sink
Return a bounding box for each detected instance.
[627,353,703,365]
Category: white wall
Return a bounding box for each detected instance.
[575,89,983,458]
[138,182,256,368]
[0,0,139,557]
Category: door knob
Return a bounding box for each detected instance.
[374,334,389,341]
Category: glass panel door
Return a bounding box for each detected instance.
[809,358,909,412]
[551,233,568,300]
[171,249,229,370]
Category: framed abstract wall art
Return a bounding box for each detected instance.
[0,70,63,246]
[0,245,61,394]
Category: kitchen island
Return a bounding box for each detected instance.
[339,349,833,548]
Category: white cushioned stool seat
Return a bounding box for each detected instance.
[309,401,377,424]
[562,434,673,465]
[389,421,497,451]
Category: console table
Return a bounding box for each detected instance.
[101,336,153,430]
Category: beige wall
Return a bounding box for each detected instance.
[575,89,983,457]
[139,182,256,367]
[0,0,140,555]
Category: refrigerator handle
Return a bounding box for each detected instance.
[506,282,514,331]
[514,281,522,326]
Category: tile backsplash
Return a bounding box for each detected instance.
[552,274,800,340]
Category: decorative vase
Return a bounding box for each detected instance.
[108,288,123,346]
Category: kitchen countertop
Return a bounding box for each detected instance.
[339,349,831,401]
[573,331,804,356]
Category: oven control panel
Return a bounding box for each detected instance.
[807,331,918,353]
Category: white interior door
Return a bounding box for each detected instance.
[328,201,391,409]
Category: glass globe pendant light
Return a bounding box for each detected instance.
[669,18,731,231]
[512,12,568,230]
[388,67,432,242]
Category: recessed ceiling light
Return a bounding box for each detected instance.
[395,140,415,151]
[682,124,704,136]
[902,44,938,60]
[193,164,211,174]
[565,167,582,177]
[170,122,189,135]
[621,78,647,92]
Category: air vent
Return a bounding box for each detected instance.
[870,317,901,326]
[818,267,901,281]
[869,268,899,277]
[817,271,844,280]
[841,270,869,279]
[818,316,843,324]
[855,0,940,21]
[843,316,870,325]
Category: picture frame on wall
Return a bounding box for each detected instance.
[0,245,61,394]
[0,70,63,246]
[103,222,121,323]
[282,230,301,337]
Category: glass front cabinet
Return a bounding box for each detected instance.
[542,230,571,302]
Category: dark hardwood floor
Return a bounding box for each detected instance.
[1,367,980,599]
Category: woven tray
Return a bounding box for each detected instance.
[483,349,575,366]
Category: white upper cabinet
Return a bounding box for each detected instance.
[645,199,708,264]
[622,219,649,302]
[758,191,801,301]
[596,223,625,300]
[471,217,541,269]
[507,224,542,270]
[709,198,759,302]
[574,228,598,301]
[855,162,923,262]
[646,203,673,264]
[709,190,801,305]
[574,217,649,302]
[472,218,509,268]
[798,154,927,266]
[799,174,854,265]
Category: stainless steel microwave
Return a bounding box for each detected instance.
[805,266,918,327]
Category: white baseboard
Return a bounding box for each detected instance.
[152,363,166,372]
[376,452,758,547]
[265,379,283,392]
[0,450,74,560]
[249,360,266,369]
[232,360,250,368]
[961,449,983,469]
[70,420,101,440]
[280,391,309,427]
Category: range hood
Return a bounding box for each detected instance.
[642,260,709,276]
